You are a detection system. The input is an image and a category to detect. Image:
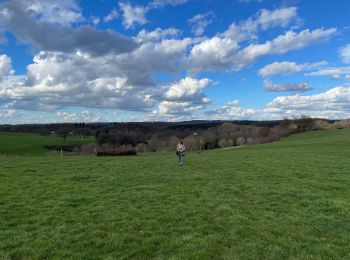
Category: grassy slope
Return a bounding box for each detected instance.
[0,129,349,259]
[0,132,95,155]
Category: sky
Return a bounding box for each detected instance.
[0,0,350,124]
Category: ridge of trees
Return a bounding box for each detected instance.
[1,118,348,154]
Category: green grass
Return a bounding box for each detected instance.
[1,129,350,259]
[0,132,95,155]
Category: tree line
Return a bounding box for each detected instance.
[1,118,348,154]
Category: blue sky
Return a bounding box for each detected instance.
[1,0,350,123]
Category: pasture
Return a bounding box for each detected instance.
[0,132,94,155]
[0,129,349,259]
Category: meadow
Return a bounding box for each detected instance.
[0,132,95,155]
[0,129,349,259]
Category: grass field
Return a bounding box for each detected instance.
[1,129,350,259]
[0,132,95,155]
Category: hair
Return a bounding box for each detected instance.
[179,140,184,145]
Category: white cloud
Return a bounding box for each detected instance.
[119,2,148,29]
[158,100,206,115]
[271,28,336,53]
[165,77,212,99]
[0,36,193,112]
[235,28,337,69]
[264,86,350,119]
[0,1,138,56]
[345,74,350,80]
[263,80,312,92]
[23,0,82,26]
[206,100,257,120]
[0,54,14,78]
[0,51,155,111]
[331,74,340,81]
[0,1,346,121]
[56,111,102,122]
[104,8,118,23]
[187,27,335,74]
[339,44,350,64]
[90,16,100,25]
[306,66,350,78]
[118,0,189,29]
[257,7,298,30]
[259,61,327,77]
[222,20,257,42]
[149,0,189,9]
[188,13,213,36]
[188,37,239,74]
[135,28,180,43]
[124,38,192,83]
[0,108,16,118]
[156,77,213,115]
[117,0,189,29]
[223,7,298,42]
[235,42,271,68]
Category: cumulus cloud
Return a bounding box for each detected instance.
[264,86,350,119]
[0,108,16,118]
[0,54,14,78]
[339,44,350,64]
[165,77,212,99]
[56,111,102,122]
[135,27,180,43]
[345,74,350,80]
[0,35,193,112]
[119,0,190,29]
[331,74,340,80]
[223,7,298,42]
[158,100,206,115]
[0,1,345,121]
[263,80,312,92]
[122,38,192,85]
[149,0,190,9]
[188,13,213,36]
[188,37,239,74]
[206,100,257,120]
[156,77,213,115]
[257,7,298,30]
[104,8,118,23]
[90,16,100,25]
[0,0,138,56]
[19,0,82,26]
[271,28,336,52]
[259,61,327,77]
[306,66,350,80]
[119,2,148,29]
[0,51,153,111]
[235,28,336,69]
[187,27,335,74]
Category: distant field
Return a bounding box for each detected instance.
[0,132,95,155]
[0,129,350,258]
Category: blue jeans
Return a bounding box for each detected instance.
[178,155,184,166]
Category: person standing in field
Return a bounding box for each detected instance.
[176,140,186,166]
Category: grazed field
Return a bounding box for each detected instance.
[0,132,95,155]
[0,129,349,259]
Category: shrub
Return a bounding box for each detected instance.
[136,143,147,153]
[79,144,97,155]
[236,137,246,146]
[43,144,81,152]
[147,136,159,152]
[96,148,137,156]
